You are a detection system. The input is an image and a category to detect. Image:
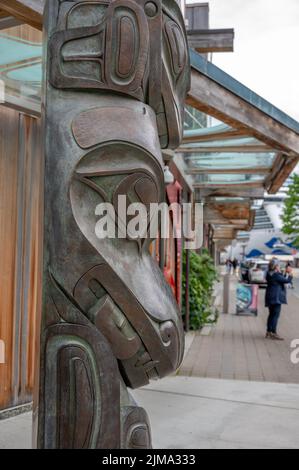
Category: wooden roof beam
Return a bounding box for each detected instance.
[213,224,248,234]
[204,207,248,225]
[196,187,265,200]
[205,218,250,226]
[204,204,253,226]
[214,224,250,230]
[188,54,299,156]
[0,11,23,29]
[187,28,234,53]
[265,153,299,194]
[212,230,238,240]
[213,229,236,236]
[183,128,248,144]
[0,0,44,30]
[205,197,251,205]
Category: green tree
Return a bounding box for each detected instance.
[281,173,299,248]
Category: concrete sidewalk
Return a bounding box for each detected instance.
[179,288,299,384]
[1,376,299,449]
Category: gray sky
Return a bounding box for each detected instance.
[187,0,299,121]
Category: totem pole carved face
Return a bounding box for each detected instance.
[49,0,190,147]
[37,0,190,449]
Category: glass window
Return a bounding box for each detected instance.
[0,26,42,112]
[184,106,226,132]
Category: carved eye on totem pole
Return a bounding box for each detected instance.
[49,0,190,149]
[50,0,155,102]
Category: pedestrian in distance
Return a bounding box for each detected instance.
[232,258,239,275]
[225,259,231,274]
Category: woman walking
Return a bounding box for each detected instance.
[265,259,293,340]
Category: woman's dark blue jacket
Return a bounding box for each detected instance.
[265,271,291,307]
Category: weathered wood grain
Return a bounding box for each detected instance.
[188,28,234,53]
[188,69,299,156]
[0,106,43,411]
[0,0,44,30]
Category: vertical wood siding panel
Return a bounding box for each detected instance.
[25,116,43,396]
[0,107,19,409]
[0,106,42,410]
[0,24,43,411]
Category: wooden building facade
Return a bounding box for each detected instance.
[0,20,43,411]
[0,105,42,410]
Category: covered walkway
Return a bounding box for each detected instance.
[179,280,299,384]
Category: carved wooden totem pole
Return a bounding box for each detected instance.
[35,0,190,448]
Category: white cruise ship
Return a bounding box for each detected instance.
[231,177,298,260]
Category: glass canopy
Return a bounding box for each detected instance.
[181,136,272,151]
[182,109,278,193]
[193,173,266,185]
[0,28,42,109]
[183,152,275,170]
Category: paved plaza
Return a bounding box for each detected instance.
[1,277,299,449]
[1,376,299,449]
[179,281,299,384]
